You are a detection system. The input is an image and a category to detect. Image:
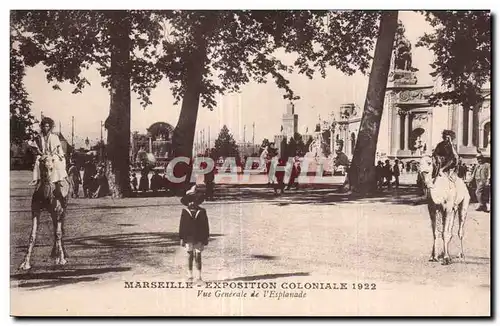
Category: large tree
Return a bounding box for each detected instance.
[11,10,166,197]
[10,30,35,145]
[213,125,239,160]
[12,10,383,194]
[348,11,399,194]
[416,11,491,108]
[287,132,307,157]
[157,11,381,162]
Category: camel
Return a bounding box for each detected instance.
[19,154,70,270]
[418,155,470,265]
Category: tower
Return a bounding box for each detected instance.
[282,102,298,139]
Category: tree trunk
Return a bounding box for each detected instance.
[104,11,132,198]
[172,53,205,159]
[348,11,399,194]
[170,37,209,189]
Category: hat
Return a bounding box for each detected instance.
[40,117,55,129]
[180,185,205,206]
[442,129,456,139]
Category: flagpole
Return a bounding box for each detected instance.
[252,122,255,150]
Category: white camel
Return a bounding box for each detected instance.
[418,155,470,265]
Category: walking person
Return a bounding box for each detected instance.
[393,159,400,189]
[179,186,210,282]
[130,171,138,192]
[468,153,491,212]
[83,158,97,198]
[274,158,286,195]
[67,159,81,198]
[138,165,150,192]
[203,162,216,201]
[457,161,468,179]
[150,169,163,194]
[384,160,392,190]
[376,161,384,191]
[333,140,350,192]
[286,157,300,190]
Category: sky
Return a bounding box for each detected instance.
[23,11,435,149]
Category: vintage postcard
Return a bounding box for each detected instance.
[9,9,491,316]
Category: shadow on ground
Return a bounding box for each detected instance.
[12,232,224,290]
[11,266,131,291]
[222,272,310,282]
[208,185,426,207]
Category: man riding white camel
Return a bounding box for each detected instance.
[432,129,459,180]
[28,117,68,202]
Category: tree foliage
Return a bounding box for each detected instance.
[157,11,381,109]
[10,10,169,197]
[11,10,166,107]
[286,132,308,157]
[10,31,36,144]
[213,125,239,159]
[416,11,491,108]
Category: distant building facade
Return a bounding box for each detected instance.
[131,121,174,164]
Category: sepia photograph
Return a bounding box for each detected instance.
[8,8,491,317]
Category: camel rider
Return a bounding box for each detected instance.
[28,117,68,201]
[433,129,459,179]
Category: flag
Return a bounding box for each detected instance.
[280,125,283,132]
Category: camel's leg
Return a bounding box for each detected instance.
[19,209,40,271]
[457,199,469,262]
[442,206,456,265]
[50,208,58,259]
[434,210,445,260]
[52,203,67,266]
[428,205,439,262]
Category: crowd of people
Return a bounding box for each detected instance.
[26,118,490,212]
[67,157,109,199]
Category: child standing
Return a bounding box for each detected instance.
[179,185,210,282]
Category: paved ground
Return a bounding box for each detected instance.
[10,170,490,316]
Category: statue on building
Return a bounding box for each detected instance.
[393,22,415,71]
[389,21,419,85]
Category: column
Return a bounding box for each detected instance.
[479,123,484,149]
[457,106,463,147]
[427,111,433,153]
[396,111,401,150]
[391,108,398,154]
[343,126,348,156]
[330,129,334,155]
[345,125,353,156]
[403,113,409,151]
[467,109,473,147]
[148,136,152,153]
